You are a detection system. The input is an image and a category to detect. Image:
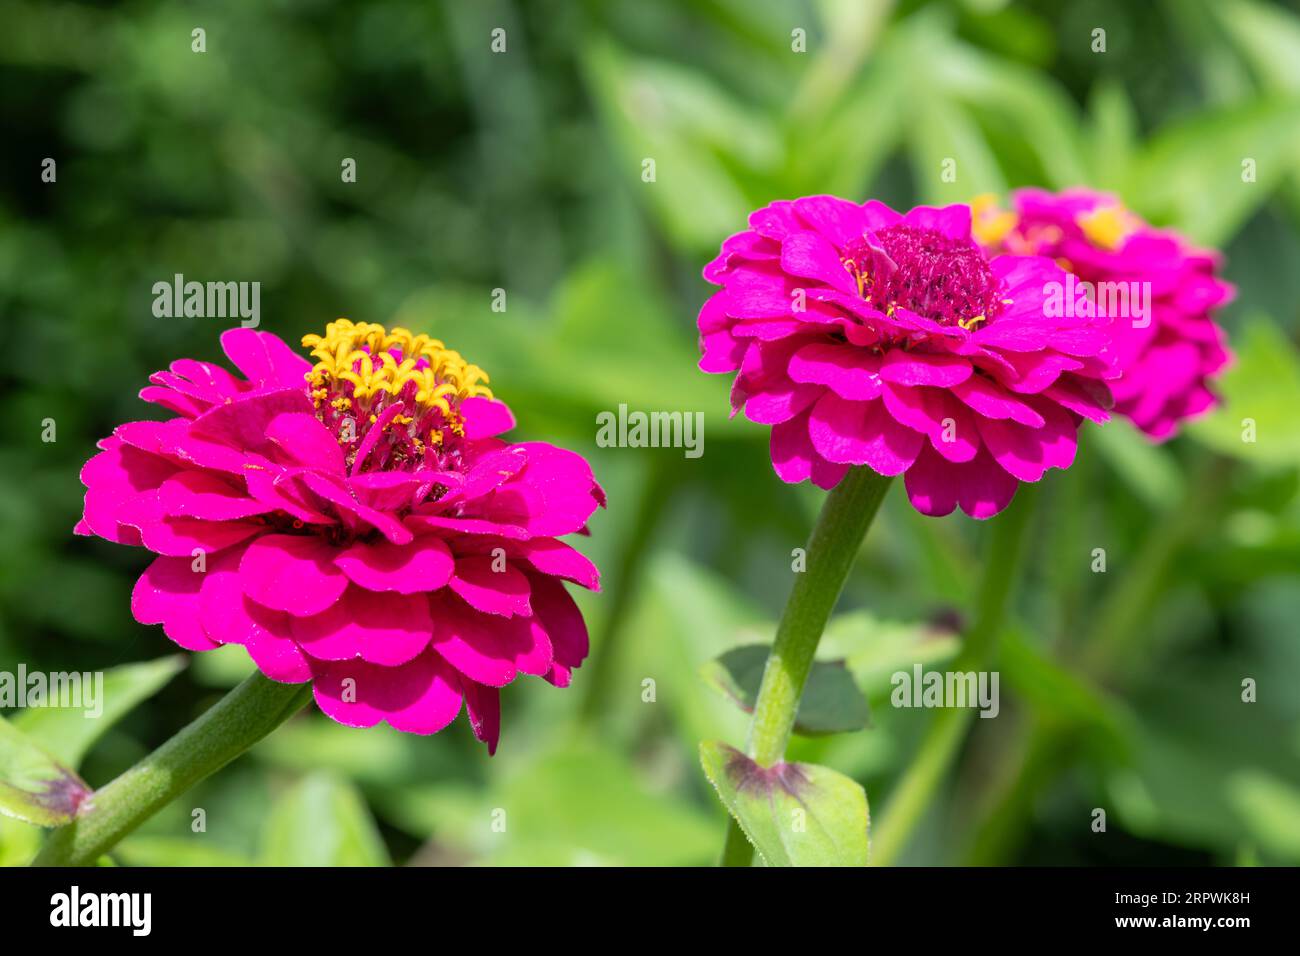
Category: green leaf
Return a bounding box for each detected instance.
[700,741,869,866]
[701,644,870,736]
[115,836,256,867]
[1130,101,1300,245]
[582,42,777,251]
[0,815,42,866]
[14,655,185,768]
[907,97,1006,206]
[260,772,390,866]
[1188,317,1300,467]
[0,715,91,827]
[819,611,962,698]
[1212,0,1300,94]
[1228,771,1300,862]
[1086,78,1138,192]
[478,743,718,867]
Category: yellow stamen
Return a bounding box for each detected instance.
[302,319,493,419]
[970,193,1017,248]
[1077,204,1136,251]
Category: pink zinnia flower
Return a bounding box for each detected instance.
[698,197,1115,518]
[76,321,603,752]
[973,188,1233,440]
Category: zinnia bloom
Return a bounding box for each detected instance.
[973,188,1233,440]
[698,197,1115,518]
[76,321,603,752]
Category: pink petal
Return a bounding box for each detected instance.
[118,490,259,561]
[449,555,532,618]
[199,548,312,681]
[404,513,530,540]
[951,374,1045,427]
[220,328,313,390]
[788,342,883,400]
[903,445,959,517]
[297,471,413,545]
[514,538,600,591]
[158,471,273,521]
[499,442,601,537]
[310,648,464,735]
[460,397,516,440]
[349,471,434,513]
[900,203,972,240]
[428,592,552,687]
[132,555,219,651]
[528,574,588,669]
[291,587,433,666]
[334,535,454,594]
[879,349,972,387]
[792,195,870,248]
[239,533,349,616]
[880,385,979,463]
[779,231,860,296]
[808,393,923,474]
[956,447,1020,519]
[462,679,501,755]
[265,412,346,474]
[189,388,314,452]
[770,409,818,485]
[976,401,1077,483]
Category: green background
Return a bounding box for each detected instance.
[2,0,1299,866]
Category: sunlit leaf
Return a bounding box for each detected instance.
[819,611,962,698]
[115,836,256,867]
[1130,102,1300,245]
[700,741,869,866]
[0,715,90,827]
[260,772,390,866]
[14,655,185,767]
[479,743,718,866]
[1188,317,1300,467]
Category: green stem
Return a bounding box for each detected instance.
[32,672,312,866]
[720,466,894,866]
[870,484,1037,866]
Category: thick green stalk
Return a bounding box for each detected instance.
[870,484,1037,866]
[720,466,893,866]
[33,672,312,866]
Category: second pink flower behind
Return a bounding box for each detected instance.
[699,197,1117,518]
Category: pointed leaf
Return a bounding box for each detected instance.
[14,656,186,768]
[0,716,91,827]
[260,772,390,866]
[701,645,870,736]
[700,741,869,866]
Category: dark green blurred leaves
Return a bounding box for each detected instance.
[702,644,871,736]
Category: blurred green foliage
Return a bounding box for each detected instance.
[2,0,1299,866]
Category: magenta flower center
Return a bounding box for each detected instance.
[843,225,1004,327]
